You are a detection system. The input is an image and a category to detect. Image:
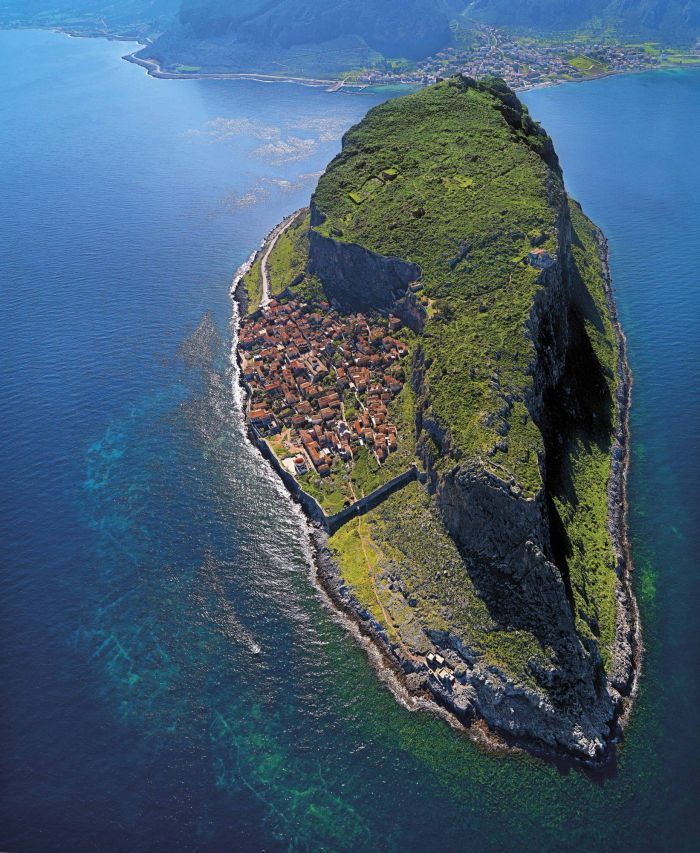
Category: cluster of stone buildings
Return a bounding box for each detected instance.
[426,651,456,688]
[359,24,662,91]
[239,298,409,477]
[419,28,661,90]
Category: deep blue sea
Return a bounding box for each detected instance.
[1,29,699,851]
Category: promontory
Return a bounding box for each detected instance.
[235,76,639,762]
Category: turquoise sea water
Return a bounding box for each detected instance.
[1,30,698,850]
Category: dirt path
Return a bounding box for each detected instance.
[352,505,420,665]
[260,212,300,309]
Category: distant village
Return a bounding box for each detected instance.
[239,299,409,480]
[352,24,669,91]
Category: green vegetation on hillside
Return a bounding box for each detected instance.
[313,76,558,494]
[267,212,310,297]
[242,255,263,314]
[241,211,323,315]
[313,77,621,676]
[134,0,457,78]
[549,203,619,666]
[568,54,610,75]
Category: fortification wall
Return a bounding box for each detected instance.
[326,465,421,532]
[248,426,329,528]
[248,424,421,533]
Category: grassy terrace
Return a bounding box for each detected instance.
[242,211,324,315]
[242,254,264,314]
[267,211,310,297]
[568,55,610,75]
[329,482,553,688]
[272,212,327,304]
[312,77,560,496]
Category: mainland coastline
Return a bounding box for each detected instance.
[5,23,681,98]
[123,45,670,96]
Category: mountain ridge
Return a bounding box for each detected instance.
[137,0,698,76]
[466,0,700,41]
[178,0,461,60]
[2,1,696,78]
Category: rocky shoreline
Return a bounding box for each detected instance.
[597,231,643,727]
[230,214,640,767]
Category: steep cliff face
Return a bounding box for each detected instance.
[420,197,573,640]
[308,203,425,330]
[411,193,618,755]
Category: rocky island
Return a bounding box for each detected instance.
[234,76,640,763]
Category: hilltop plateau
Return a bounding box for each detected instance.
[237,77,639,761]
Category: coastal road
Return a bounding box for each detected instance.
[126,53,339,87]
[260,211,301,308]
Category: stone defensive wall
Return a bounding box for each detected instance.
[248,425,422,534]
[325,465,423,533]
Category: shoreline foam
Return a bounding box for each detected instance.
[597,231,643,729]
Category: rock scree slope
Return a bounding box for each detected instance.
[242,76,638,761]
